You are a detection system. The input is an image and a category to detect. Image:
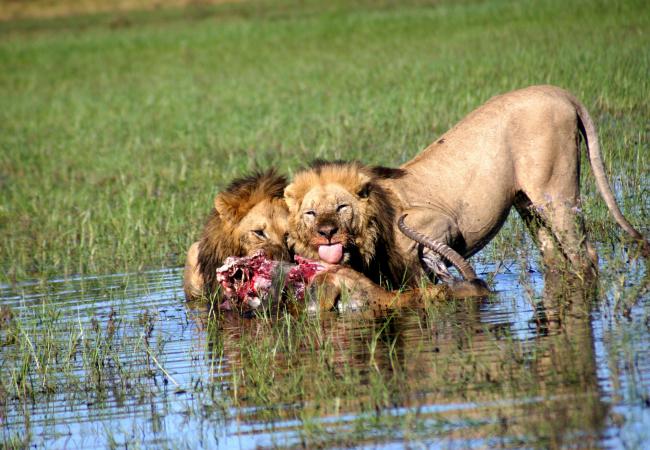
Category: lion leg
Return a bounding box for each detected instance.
[544,205,597,280]
[516,193,597,280]
[515,195,566,269]
[515,123,598,279]
[183,241,205,300]
[311,267,489,312]
[310,267,434,311]
[418,279,490,300]
[306,272,343,312]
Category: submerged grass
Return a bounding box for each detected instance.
[1,0,649,283]
[174,292,610,447]
[0,263,644,447]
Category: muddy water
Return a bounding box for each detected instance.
[1,260,649,448]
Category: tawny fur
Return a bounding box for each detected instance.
[285,160,413,288]
[285,86,649,287]
[312,266,485,311]
[183,170,289,300]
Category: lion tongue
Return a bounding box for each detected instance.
[318,244,343,264]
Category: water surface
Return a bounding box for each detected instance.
[1,258,648,448]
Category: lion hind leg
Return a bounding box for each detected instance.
[515,193,596,279]
[544,205,597,280]
[515,195,565,268]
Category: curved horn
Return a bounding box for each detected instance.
[398,214,478,281]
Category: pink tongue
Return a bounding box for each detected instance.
[318,243,344,264]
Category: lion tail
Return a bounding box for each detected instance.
[574,98,650,257]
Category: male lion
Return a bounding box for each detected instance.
[183,168,479,308]
[183,170,291,300]
[285,85,649,286]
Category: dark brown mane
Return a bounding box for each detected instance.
[357,168,410,287]
[216,168,287,222]
[197,169,287,295]
[369,165,406,180]
[224,168,287,199]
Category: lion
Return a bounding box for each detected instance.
[284,85,649,287]
[183,170,291,300]
[183,168,480,308]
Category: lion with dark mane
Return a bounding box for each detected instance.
[183,170,290,300]
[285,161,414,287]
[184,168,481,308]
[183,167,477,308]
[285,86,649,288]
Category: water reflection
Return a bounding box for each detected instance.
[185,271,611,447]
[0,263,648,448]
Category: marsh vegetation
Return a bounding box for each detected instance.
[1,0,648,447]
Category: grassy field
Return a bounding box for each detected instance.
[1,0,648,283]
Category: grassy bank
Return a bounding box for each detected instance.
[1,0,648,282]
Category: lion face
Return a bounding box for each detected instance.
[285,161,404,270]
[196,169,291,295]
[286,181,370,264]
[234,197,289,261]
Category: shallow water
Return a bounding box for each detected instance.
[1,258,649,448]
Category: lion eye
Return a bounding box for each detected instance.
[252,229,267,239]
[336,204,349,213]
[304,210,316,218]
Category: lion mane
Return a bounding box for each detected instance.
[197,169,288,295]
[285,160,411,287]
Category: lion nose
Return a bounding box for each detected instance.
[317,225,338,240]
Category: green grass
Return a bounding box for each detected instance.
[2,4,648,445]
[1,0,648,283]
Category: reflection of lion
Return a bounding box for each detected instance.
[285,86,649,286]
[183,170,290,300]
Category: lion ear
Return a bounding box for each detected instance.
[283,183,300,212]
[354,171,373,199]
[214,193,238,223]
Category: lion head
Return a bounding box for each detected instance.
[284,160,408,286]
[197,169,290,294]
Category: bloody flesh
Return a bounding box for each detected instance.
[215,251,326,312]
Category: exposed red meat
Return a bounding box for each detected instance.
[215,251,326,312]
